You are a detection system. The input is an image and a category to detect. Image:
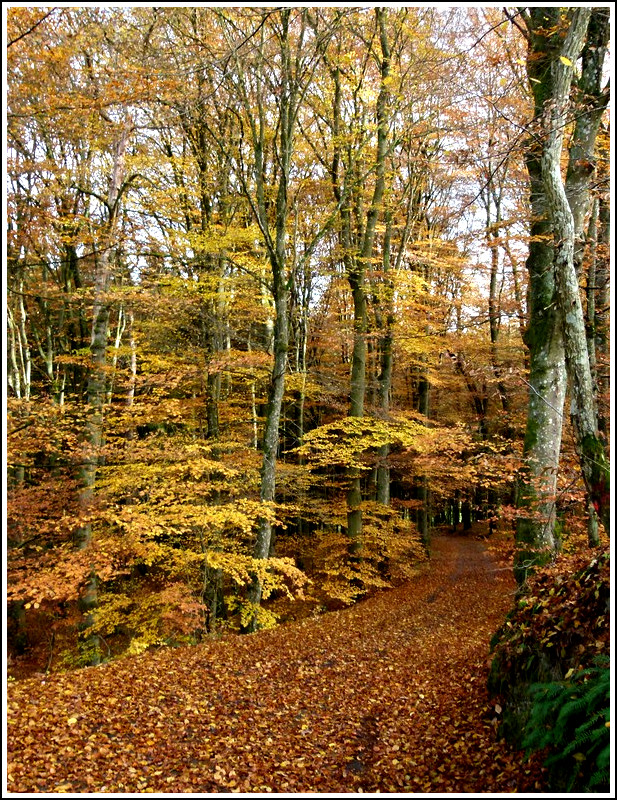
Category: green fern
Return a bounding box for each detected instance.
[522,656,610,792]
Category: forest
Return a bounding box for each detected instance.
[5,5,612,795]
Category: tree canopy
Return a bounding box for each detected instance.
[5,5,610,672]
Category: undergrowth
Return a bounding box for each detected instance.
[522,656,610,792]
[488,546,611,792]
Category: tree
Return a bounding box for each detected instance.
[5,6,610,672]
[211,8,338,627]
[514,7,610,582]
[548,8,610,533]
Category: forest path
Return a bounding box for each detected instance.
[7,532,544,793]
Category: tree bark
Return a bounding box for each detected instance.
[593,192,610,439]
[76,118,132,662]
[515,7,568,582]
[222,9,301,629]
[564,9,610,277]
[344,8,391,549]
[513,7,611,580]
[538,8,609,533]
[515,143,567,581]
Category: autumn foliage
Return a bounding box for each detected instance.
[7,534,547,794]
[4,7,611,795]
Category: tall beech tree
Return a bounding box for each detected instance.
[75,116,133,663]
[553,8,610,533]
[514,7,610,581]
[512,7,568,577]
[341,8,391,550]
[213,8,337,627]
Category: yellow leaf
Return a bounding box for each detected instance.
[67,717,78,726]
[560,55,573,67]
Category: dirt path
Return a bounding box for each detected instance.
[6,533,544,793]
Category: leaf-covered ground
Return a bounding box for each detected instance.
[7,532,546,793]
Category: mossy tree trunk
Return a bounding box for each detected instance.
[537,7,610,534]
[514,169,567,582]
[515,8,569,581]
[515,7,609,581]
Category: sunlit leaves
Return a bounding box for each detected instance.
[296,415,427,471]
[6,5,607,692]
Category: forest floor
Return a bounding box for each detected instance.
[6,529,547,794]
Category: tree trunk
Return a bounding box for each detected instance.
[342,8,391,551]
[7,305,22,400]
[515,7,609,583]
[514,8,572,582]
[538,7,609,533]
[515,245,567,583]
[241,10,297,629]
[251,286,289,614]
[593,192,610,439]
[375,217,395,507]
[76,119,132,663]
[346,269,368,547]
[564,8,610,277]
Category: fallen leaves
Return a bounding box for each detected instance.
[490,546,610,688]
[7,532,546,793]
